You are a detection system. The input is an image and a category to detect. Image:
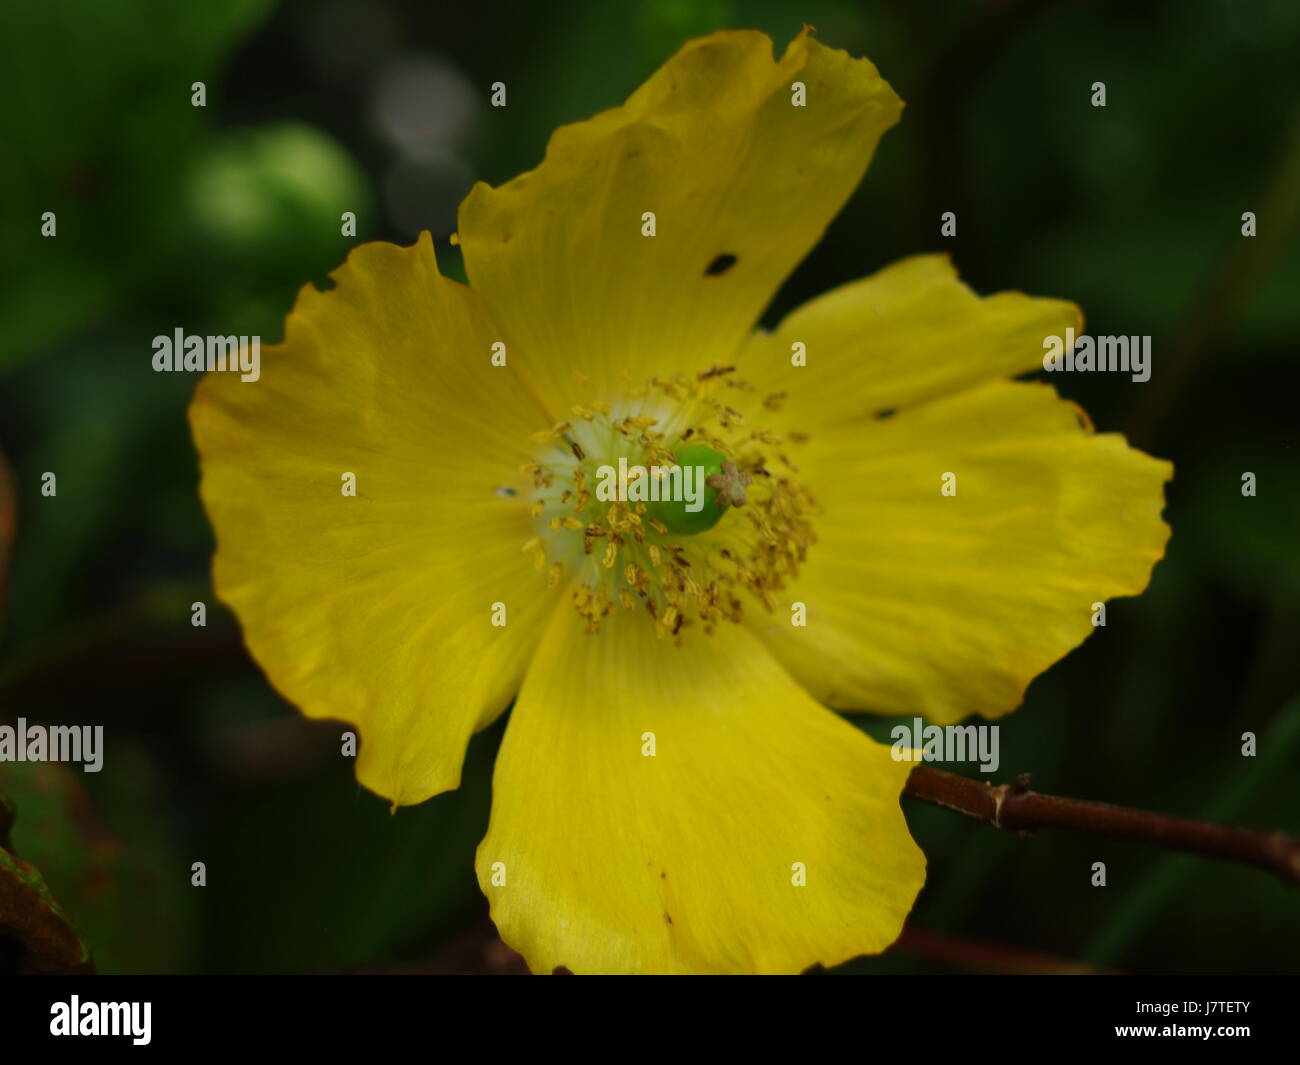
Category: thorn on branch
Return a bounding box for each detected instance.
[903,765,1300,888]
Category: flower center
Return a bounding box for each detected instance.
[520,366,816,643]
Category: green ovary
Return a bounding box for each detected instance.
[647,444,727,535]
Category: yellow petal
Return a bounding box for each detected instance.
[738,253,1081,427]
[457,29,903,408]
[749,379,1172,723]
[478,605,925,974]
[190,234,558,805]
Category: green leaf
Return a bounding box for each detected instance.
[0,752,197,974]
[0,786,94,973]
[0,449,13,632]
[0,0,274,373]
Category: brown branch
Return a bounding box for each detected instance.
[904,766,1300,887]
[892,925,1116,975]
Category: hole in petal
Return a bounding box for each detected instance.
[704,253,737,276]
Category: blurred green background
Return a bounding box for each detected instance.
[0,0,1297,974]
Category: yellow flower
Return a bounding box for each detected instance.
[190,29,1171,974]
